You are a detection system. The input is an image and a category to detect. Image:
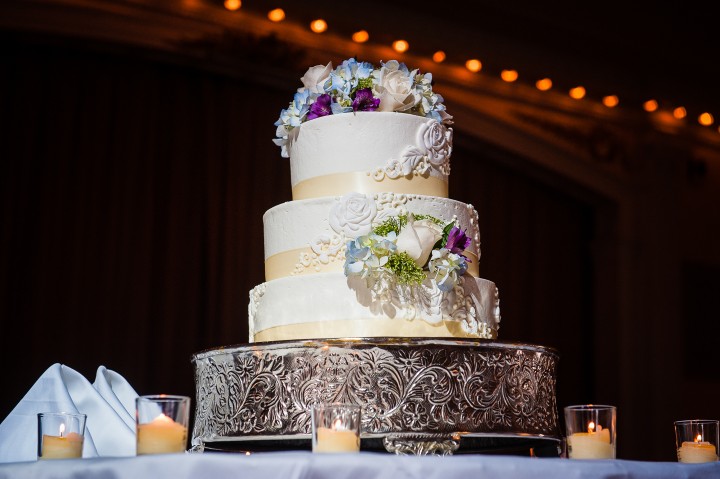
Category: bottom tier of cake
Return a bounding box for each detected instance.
[190,338,561,456]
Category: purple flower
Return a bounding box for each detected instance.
[446,226,471,259]
[307,94,332,120]
[352,88,380,112]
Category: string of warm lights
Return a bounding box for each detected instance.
[222,1,718,135]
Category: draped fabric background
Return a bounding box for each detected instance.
[2,33,598,454]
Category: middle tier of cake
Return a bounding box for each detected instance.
[263,192,481,280]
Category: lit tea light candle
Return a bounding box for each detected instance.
[136,413,188,455]
[678,433,718,463]
[314,418,360,453]
[568,421,614,459]
[40,423,84,459]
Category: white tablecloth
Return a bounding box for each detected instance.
[0,451,718,479]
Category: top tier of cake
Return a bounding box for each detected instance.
[273,58,454,200]
[287,112,452,200]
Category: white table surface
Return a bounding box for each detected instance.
[0,451,718,479]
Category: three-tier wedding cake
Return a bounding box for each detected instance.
[191,58,560,455]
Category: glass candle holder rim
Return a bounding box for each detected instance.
[137,394,190,402]
[674,419,719,425]
[311,402,361,411]
[37,412,87,419]
[564,404,616,412]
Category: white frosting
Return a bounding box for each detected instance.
[264,193,480,276]
[248,273,500,341]
[288,112,451,199]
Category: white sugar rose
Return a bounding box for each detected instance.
[395,214,443,267]
[374,69,419,113]
[298,62,333,94]
[329,193,377,239]
[420,121,452,165]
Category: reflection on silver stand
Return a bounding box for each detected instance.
[191,338,561,456]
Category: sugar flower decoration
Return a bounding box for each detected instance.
[343,213,469,288]
[273,58,453,157]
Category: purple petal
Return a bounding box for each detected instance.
[446,226,471,256]
[352,88,380,112]
[307,94,333,120]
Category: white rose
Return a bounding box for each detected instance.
[298,62,333,94]
[395,214,443,267]
[420,121,452,165]
[329,193,377,239]
[374,70,419,112]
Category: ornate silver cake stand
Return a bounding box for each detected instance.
[191,338,561,456]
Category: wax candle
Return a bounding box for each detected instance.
[40,432,83,459]
[678,436,718,463]
[136,413,188,455]
[568,423,614,459]
[314,421,360,453]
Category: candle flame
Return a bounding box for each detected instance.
[332,418,342,430]
[59,423,66,437]
[588,421,595,433]
[152,413,174,424]
[695,434,703,443]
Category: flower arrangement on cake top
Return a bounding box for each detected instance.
[273,58,453,157]
[344,212,470,292]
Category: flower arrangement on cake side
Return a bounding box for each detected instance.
[345,214,470,292]
[273,58,453,157]
[328,193,470,293]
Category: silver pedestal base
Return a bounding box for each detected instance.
[191,338,561,456]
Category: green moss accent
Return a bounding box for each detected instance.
[387,252,426,285]
[373,214,448,237]
[412,214,443,226]
[373,215,408,236]
[356,78,374,90]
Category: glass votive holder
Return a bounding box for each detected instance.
[136,394,190,455]
[675,419,719,463]
[37,412,87,460]
[564,404,616,459]
[311,403,361,453]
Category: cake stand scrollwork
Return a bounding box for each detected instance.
[190,338,561,456]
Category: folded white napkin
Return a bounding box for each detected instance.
[0,363,139,463]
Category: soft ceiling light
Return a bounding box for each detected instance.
[310,19,327,33]
[643,99,658,112]
[267,8,284,22]
[602,95,619,108]
[673,106,687,119]
[569,86,586,100]
[352,30,369,43]
[432,51,446,63]
[224,0,241,11]
[392,40,409,53]
[500,70,518,82]
[465,59,482,72]
[699,112,714,126]
[535,78,552,91]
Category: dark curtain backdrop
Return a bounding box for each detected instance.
[0,32,598,454]
[0,33,293,411]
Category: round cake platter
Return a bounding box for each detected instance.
[190,338,561,456]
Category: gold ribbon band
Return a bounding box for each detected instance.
[292,172,448,200]
[265,249,479,281]
[253,318,497,343]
